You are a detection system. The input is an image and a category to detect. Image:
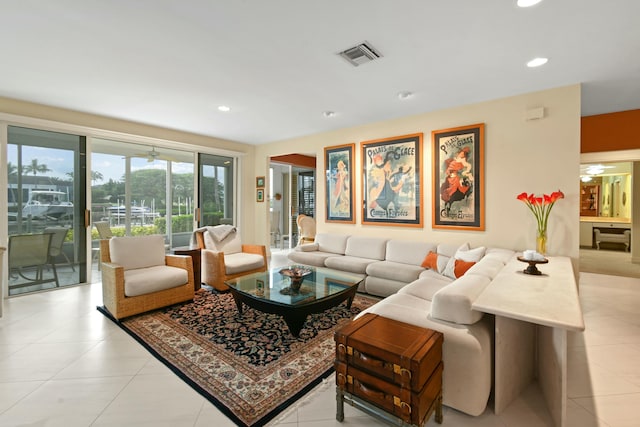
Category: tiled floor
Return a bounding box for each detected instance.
[1,258,639,426]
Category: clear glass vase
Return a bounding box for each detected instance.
[536,231,547,255]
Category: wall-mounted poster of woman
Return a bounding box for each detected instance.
[432,123,485,230]
[361,133,423,227]
[325,143,355,223]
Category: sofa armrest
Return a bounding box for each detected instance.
[296,242,319,252]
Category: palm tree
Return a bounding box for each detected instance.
[23,159,51,188]
[66,170,104,184]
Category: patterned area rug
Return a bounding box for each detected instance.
[98,288,377,427]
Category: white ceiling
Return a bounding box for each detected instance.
[1,1,639,145]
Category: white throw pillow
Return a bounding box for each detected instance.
[442,246,486,279]
[455,246,486,263]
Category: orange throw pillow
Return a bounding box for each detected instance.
[421,251,439,270]
[453,260,476,278]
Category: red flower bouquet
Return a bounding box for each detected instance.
[517,190,564,254]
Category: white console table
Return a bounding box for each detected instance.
[472,256,584,427]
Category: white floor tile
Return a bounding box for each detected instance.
[0,265,639,426]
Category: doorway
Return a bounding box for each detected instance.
[579,160,637,277]
[269,154,316,252]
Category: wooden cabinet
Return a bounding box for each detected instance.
[580,184,599,216]
[335,314,443,426]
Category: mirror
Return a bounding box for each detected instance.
[580,162,632,219]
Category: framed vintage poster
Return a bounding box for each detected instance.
[256,176,265,188]
[325,143,355,223]
[361,133,423,227]
[432,123,485,230]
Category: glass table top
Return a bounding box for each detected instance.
[225,265,364,306]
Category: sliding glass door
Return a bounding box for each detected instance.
[90,139,196,263]
[198,153,235,227]
[7,126,87,295]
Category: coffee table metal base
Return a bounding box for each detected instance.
[229,285,358,337]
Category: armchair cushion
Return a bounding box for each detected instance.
[109,235,165,270]
[224,252,266,275]
[124,265,189,297]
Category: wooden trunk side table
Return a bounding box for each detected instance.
[335,313,443,426]
[172,247,202,291]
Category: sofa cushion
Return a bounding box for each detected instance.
[110,235,166,271]
[315,233,349,255]
[345,236,387,260]
[224,252,265,275]
[483,247,516,264]
[431,273,491,325]
[385,240,437,265]
[437,242,468,258]
[288,250,340,267]
[366,260,424,283]
[364,276,412,298]
[399,275,452,301]
[204,227,242,254]
[325,255,379,274]
[124,265,188,297]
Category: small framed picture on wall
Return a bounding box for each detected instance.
[256,189,265,202]
[256,176,265,188]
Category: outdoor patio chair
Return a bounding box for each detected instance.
[194,225,267,292]
[93,221,113,270]
[44,226,74,271]
[8,233,59,290]
[100,234,194,320]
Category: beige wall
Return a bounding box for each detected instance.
[0,96,258,240]
[255,85,581,261]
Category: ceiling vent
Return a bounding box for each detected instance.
[338,42,382,67]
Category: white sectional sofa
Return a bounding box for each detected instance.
[288,232,516,416]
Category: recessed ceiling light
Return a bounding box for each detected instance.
[517,0,543,7]
[398,91,413,100]
[218,105,231,112]
[527,57,548,67]
[323,111,336,118]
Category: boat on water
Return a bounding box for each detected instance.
[22,190,73,220]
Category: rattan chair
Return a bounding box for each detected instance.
[296,214,316,245]
[100,235,194,319]
[195,227,267,292]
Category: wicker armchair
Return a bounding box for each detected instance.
[195,226,267,292]
[100,235,194,319]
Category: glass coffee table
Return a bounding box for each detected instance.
[225,265,364,337]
